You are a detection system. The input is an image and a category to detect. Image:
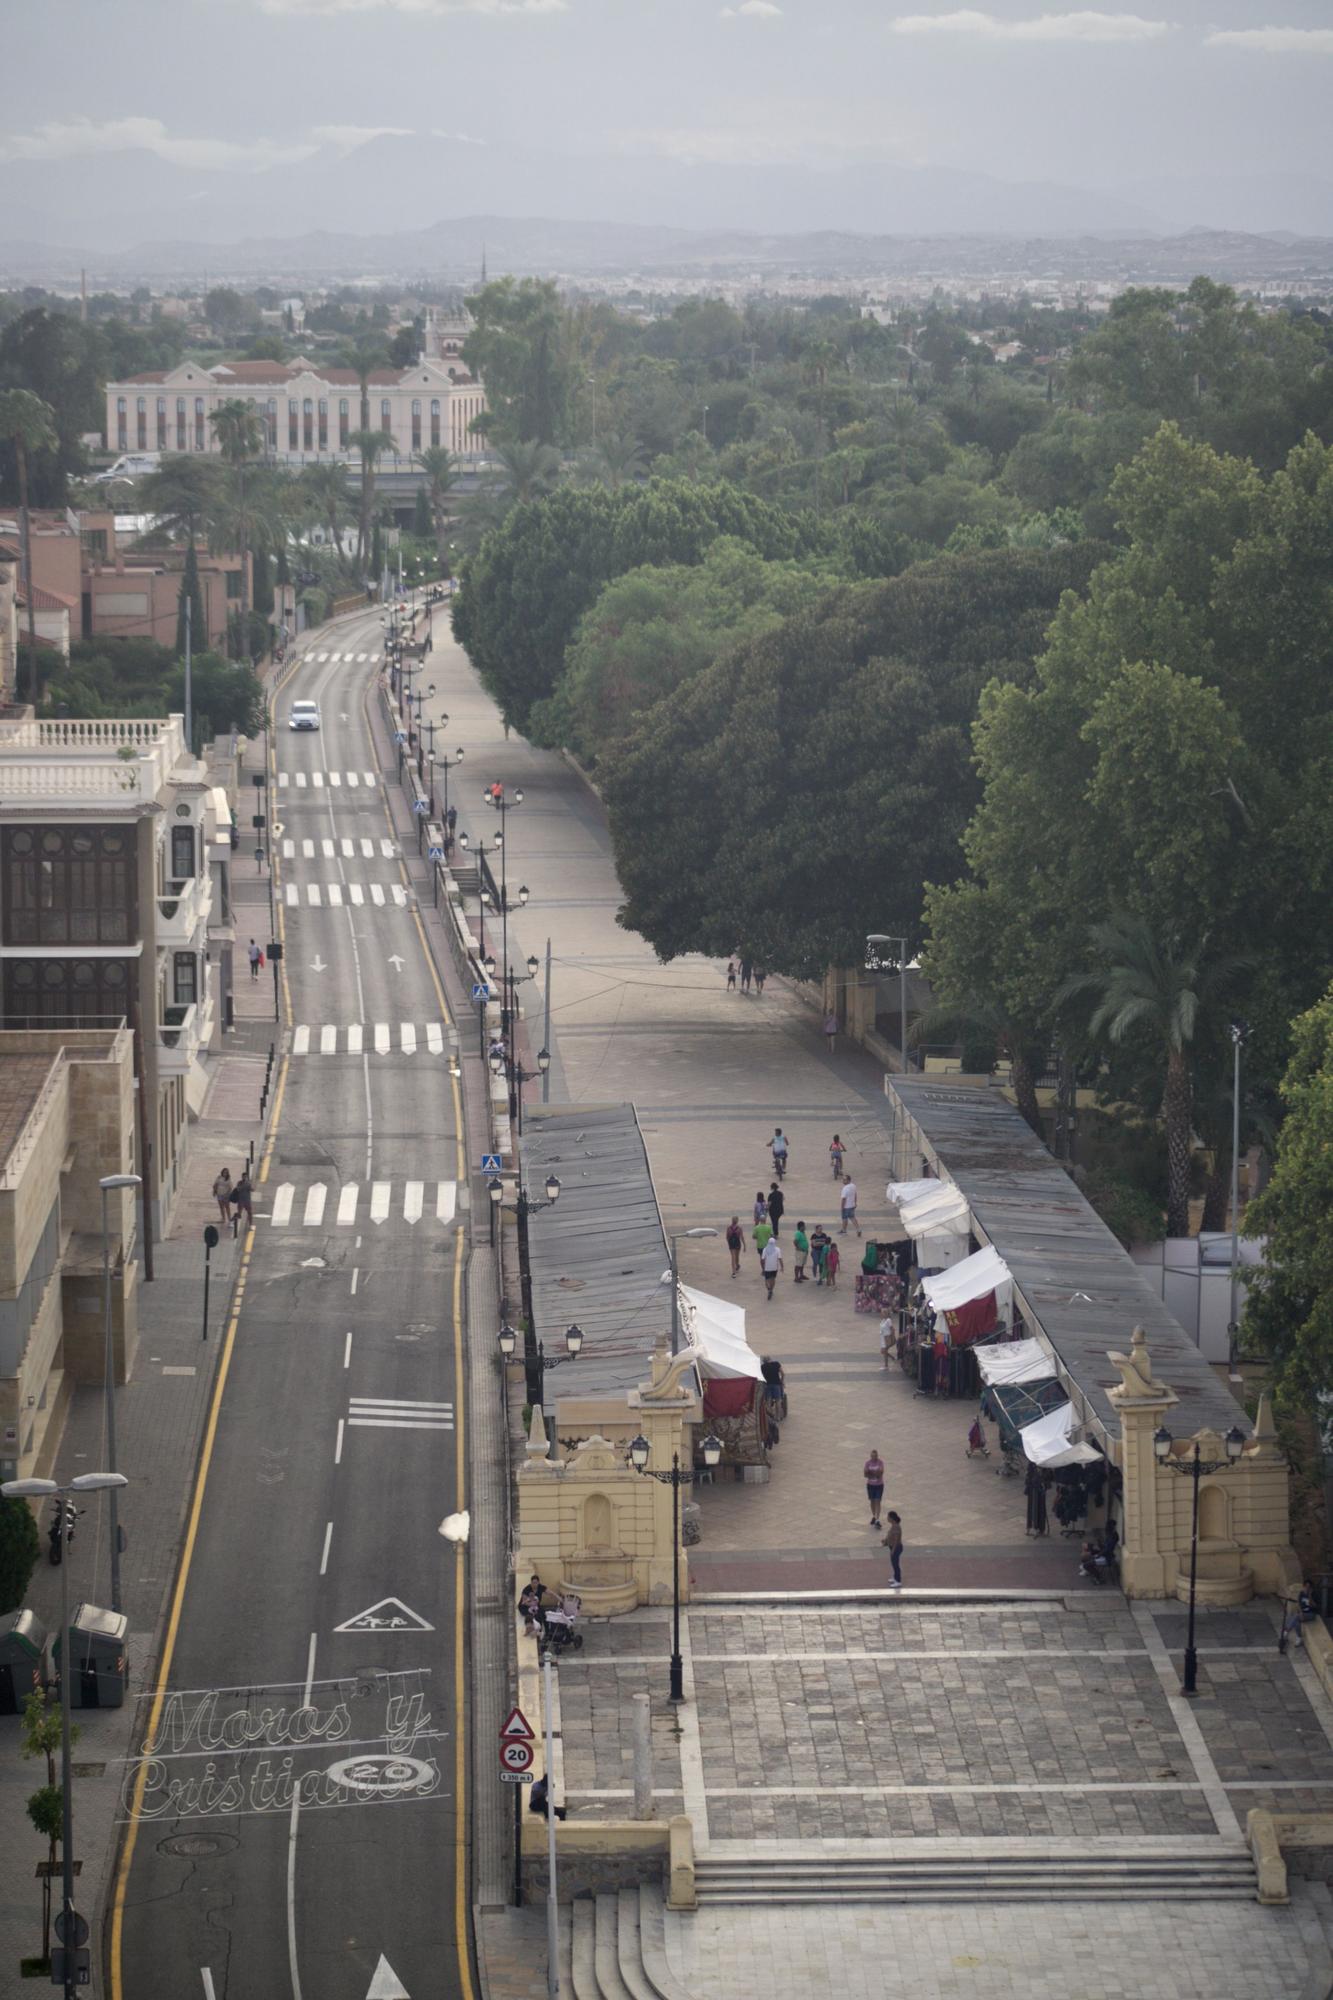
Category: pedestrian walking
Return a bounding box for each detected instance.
[829,1133,845,1179]
[230,1169,253,1234]
[753,1213,774,1257]
[792,1221,809,1281]
[825,1240,841,1290]
[726,959,737,991]
[248,938,262,981]
[446,804,458,836]
[725,1214,745,1277]
[863,1449,886,1529]
[810,1225,830,1285]
[212,1167,233,1223]
[754,968,767,995]
[839,1175,861,1236]
[766,1182,785,1236]
[882,1511,904,1587]
[740,959,753,994]
[753,1190,768,1227]
[880,1312,895,1369]
[760,1234,783,1300]
[823,1009,837,1051]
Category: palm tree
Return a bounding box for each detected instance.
[207,465,290,660]
[339,336,390,566]
[0,388,58,703]
[348,430,391,576]
[493,438,561,506]
[209,398,264,468]
[207,401,271,649]
[413,445,459,577]
[592,430,646,493]
[140,455,223,551]
[1059,914,1245,1238]
[300,461,354,573]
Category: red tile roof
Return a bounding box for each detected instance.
[209,361,298,383]
[18,583,76,614]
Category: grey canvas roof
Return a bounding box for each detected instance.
[887,1077,1247,1446]
[519,1103,672,1400]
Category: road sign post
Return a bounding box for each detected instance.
[202,1224,218,1341]
[499,1706,536,1910]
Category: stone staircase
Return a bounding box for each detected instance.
[693,1840,1259,1905]
[558,1883,692,2000]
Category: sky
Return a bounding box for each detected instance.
[3,0,1332,212]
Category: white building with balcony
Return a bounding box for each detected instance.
[0,714,223,1234]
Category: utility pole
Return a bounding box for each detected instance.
[542,938,552,1104]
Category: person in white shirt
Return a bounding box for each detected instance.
[840,1176,861,1236]
[759,1234,783,1299]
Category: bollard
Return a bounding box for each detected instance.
[632,1691,654,1819]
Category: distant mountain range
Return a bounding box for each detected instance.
[3,132,1332,284]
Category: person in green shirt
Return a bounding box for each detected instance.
[792,1221,809,1282]
[753,1215,774,1258]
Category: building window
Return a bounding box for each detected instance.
[2,826,136,948]
[380,398,392,438]
[136,398,148,450]
[173,952,198,1008]
[2,955,130,1027]
[170,823,195,882]
[177,398,187,450]
[303,398,314,452]
[288,401,299,451]
[430,399,440,447]
[116,398,127,450]
[339,399,349,448]
[81,527,108,563]
[318,399,328,450]
[156,398,168,450]
[194,397,205,450]
[225,571,242,600]
[266,399,278,449]
[411,399,422,451]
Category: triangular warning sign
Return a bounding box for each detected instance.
[334,1597,434,1634]
[499,1705,534,1741]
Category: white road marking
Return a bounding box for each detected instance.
[350,1267,359,1295]
[374,1022,390,1055]
[348,1396,454,1431]
[285,883,298,905]
[337,1183,358,1226]
[347,1024,363,1053]
[370,1181,391,1225]
[202,1972,217,2000]
[328,884,343,906]
[403,1180,424,1224]
[320,1521,333,1575]
[341,837,354,857]
[312,771,325,788]
[322,838,335,857]
[316,652,328,663]
[426,1023,443,1053]
[271,1184,295,1227]
[361,837,374,858]
[392,886,407,906]
[320,1024,337,1054]
[350,884,364,905]
[370,884,385,906]
[335,1420,344,1465]
[302,839,314,859]
[278,771,289,785]
[303,1184,327,1227]
[307,884,321,906]
[346,771,360,787]
[363,772,376,786]
[436,1181,456,1224]
[401,1023,417,1054]
[283,839,295,858]
[293,1026,310,1055]
[380,838,396,858]
[295,772,308,789]
[334,1596,434,1635]
[329,771,341,787]
[344,1329,353,1368]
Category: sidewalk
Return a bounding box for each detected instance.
[431,626,1072,1593]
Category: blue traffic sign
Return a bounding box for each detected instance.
[471,982,488,1001]
[428,845,444,860]
[481,1154,502,1174]
[413,799,428,815]
[394,731,407,744]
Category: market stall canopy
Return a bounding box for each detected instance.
[921,1245,1011,1313]
[975,1338,1054,1389]
[887,1177,942,1208]
[1020,1401,1101,1468]
[678,1284,762,1381]
[897,1181,970,1269]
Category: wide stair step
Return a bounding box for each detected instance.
[695,1847,1257,1906]
[560,1882,694,1999]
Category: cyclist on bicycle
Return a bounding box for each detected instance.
[771,1127,789,1179]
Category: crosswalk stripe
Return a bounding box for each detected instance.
[296,773,308,788]
[312,772,325,789]
[320,1024,337,1053]
[437,1181,456,1224]
[268,1180,457,1227]
[327,652,340,663]
[341,838,354,857]
[322,838,335,858]
[374,1023,390,1055]
[328,884,343,906]
[307,884,321,906]
[347,1024,363,1054]
[283,839,295,858]
[371,885,385,907]
[304,1184,327,1227]
[278,772,289,786]
[401,1024,417,1054]
[350,884,364,905]
[329,771,341,787]
[357,652,369,663]
[403,1180,424,1225]
[285,883,298,906]
[363,772,376,787]
[293,1025,310,1055]
[392,886,407,907]
[271,1184,294,1227]
[352,1397,455,1413]
[347,1413,455,1431]
[347,772,360,788]
[316,652,328,663]
[337,1183,358,1226]
[370,1182,391,1225]
[288,1021,451,1056]
[426,1023,443,1054]
[303,839,314,859]
[361,838,374,858]
[381,838,396,858]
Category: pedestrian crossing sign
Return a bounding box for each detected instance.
[481,1154,501,1174]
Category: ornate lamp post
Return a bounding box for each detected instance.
[498,1318,582,1409]
[488,1173,562,1402]
[628,1432,722,1702]
[1152,1424,1246,1694]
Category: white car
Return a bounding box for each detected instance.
[289,700,321,732]
[91,453,161,483]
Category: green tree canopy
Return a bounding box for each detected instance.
[463,277,573,444]
[602,541,1103,977]
[0,1494,39,1613]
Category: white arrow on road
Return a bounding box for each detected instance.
[387,954,406,971]
[310,955,329,973]
[366,1957,409,2000]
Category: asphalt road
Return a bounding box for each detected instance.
[115,609,472,2000]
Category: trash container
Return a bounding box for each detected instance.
[0,1608,47,1715]
[53,1604,129,1710]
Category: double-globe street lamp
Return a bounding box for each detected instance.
[489,1029,549,1136]
[627,1432,722,1703]
[1152,1424,1247,1695]
[499,1318,582,1409]
[866,933,910,1076]
[488,1172,562,1403]
[2,1470,128,1999]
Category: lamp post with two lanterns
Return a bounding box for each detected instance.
[488,1172,562,1402]
[1152,1423,1247,1695]
[499,1318,582,1410]
[627,1431,722,1704]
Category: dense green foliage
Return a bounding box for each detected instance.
[602,542,1103,978]
[41,638,264,741]
[0,1495,39,1614]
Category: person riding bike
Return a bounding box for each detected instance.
[771,1127,789,1179]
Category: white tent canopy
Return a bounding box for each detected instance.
[896,1181,970,1270]
[887,1177,941,1209]
[678,1284,763,1381]
[920,1245,1012,1318]
[1020,1401,1100,1468]
[974,1337,1054,1389]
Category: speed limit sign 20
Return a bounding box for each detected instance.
[500,1739,534,1773]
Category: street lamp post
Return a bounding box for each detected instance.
[1227,1019,1250,1380]
[499,1319,582,1410]
[489,1034,550,1137]
[627,1433,722,1702]
[866,933,910,1075]
[439,748,464,833]
[667,1228,719,1353]
[98,1173,141,1615]
[489,1173,562,1403]
[2,1471,128,1999]
[1152,1425,1247,1694]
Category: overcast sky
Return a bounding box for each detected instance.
[4,0,1332,195]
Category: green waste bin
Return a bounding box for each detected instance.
[0,1608,46,1715]
[53,1604,129,1710]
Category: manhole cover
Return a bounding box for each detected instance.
[158,1833,238,1859]
[555,1276,586,1292]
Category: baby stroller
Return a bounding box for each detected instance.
[543,1591,584,1653]
[966,1416,990,1460]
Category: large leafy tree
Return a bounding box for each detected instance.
[413,446,459,577]
[0,388,58,700]
[0,308,101,503]
[463,277,573,444]
[603,542,1102,976]
[453,477,829,733]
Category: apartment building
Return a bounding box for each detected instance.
[103,306,487,467]
[0,713,223,1237]
[0,1024,137,1486]
[0,509,245,653]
